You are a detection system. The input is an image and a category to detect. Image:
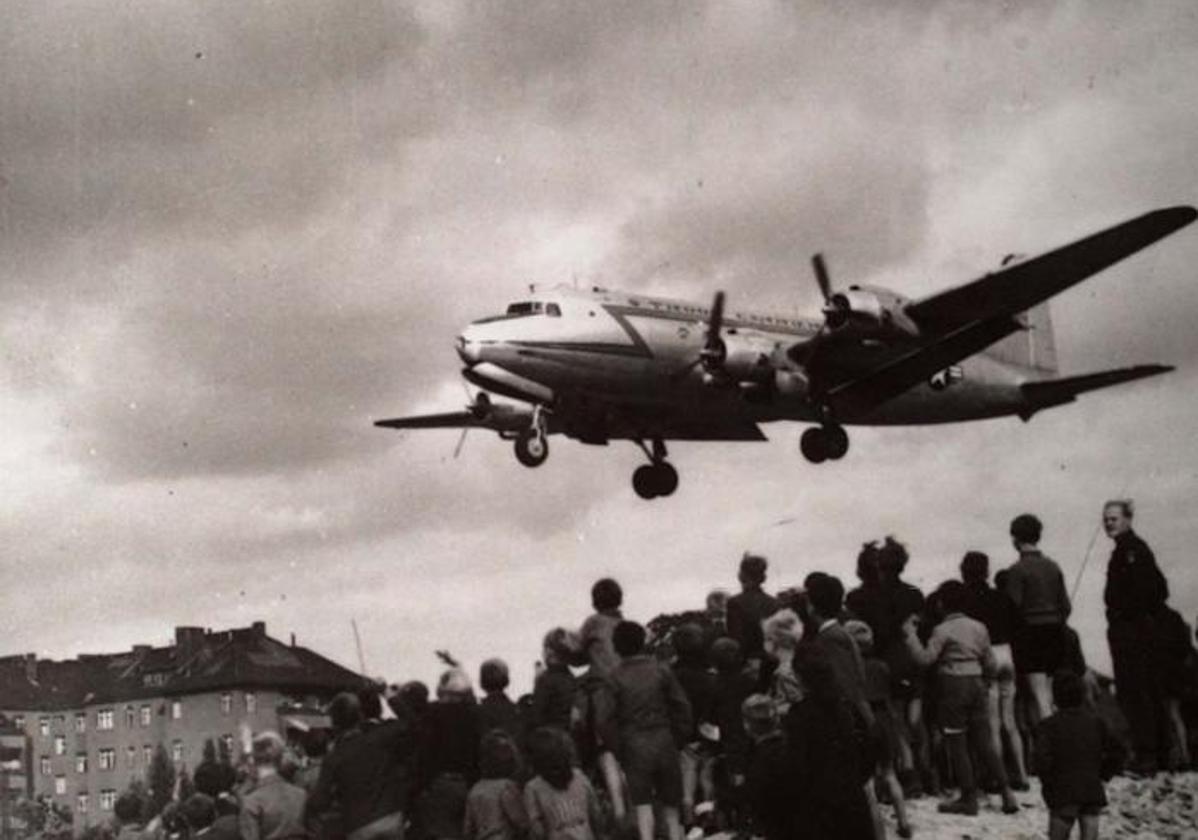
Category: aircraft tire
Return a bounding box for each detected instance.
[514,431,549,467]
[824,425,849,460]
[652,462,679,497]
[800,427,828,464]
[632,464,659,499]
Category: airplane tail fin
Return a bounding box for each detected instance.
[984,303,1058,374]
[1019,364,1173,419]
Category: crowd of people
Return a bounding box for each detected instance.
[111,499,1194,840]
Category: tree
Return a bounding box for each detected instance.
[202,738,217,765]
[146,745,175,819]
[177,766,196,802]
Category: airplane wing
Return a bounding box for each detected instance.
[823,206,1196,418]
[906,205,1197,331]
[374,411,486,430]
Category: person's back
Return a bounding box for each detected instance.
[524,728,601,840]
[241,733,308,840]
[464,732,528,840]
[726,554,779,663]
[1006,549,1070,626]
[609,654,691,735]
[312,719,414,836]
[1035,671,1124,840]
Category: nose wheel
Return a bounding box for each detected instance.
[631,438,679,499]
[514,405,550,467]
[800,424,849,463]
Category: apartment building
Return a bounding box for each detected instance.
[0,622,368,832]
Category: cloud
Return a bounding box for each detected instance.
[2,0,1198,691]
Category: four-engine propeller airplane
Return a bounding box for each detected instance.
[377,206,1196,499]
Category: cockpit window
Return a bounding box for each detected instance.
[472,300,560,325]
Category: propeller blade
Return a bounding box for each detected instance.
[705,291,725,348]
[812,253,832,303]
[452,427,469,459]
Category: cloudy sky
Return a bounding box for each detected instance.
[3,1,1197,693]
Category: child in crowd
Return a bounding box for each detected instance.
[524,728,603,840]
[600,620,692,840]
[1035,671,1125,840]
[464,731,529,840]
[709,637,755,833]
[761,609,804,716]
[478,658,524,746]
[903,580,1019,816]
[740,694,793,840]
[533,629,582,734]
[671,623,718,827]
[845,620,912,839]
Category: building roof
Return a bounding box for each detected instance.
[0,623,370,711]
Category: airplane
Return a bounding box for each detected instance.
[376,206,1196,499]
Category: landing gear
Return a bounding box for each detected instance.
[514,405,549,467]
[800,424,849,463]
[514,429,549,467]
[631,438,679,499]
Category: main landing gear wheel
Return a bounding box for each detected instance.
[800,424,849,464]
[632,462,679,500]
[514,429,549,467]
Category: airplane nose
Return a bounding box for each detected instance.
[456,333,479,365]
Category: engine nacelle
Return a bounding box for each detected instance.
[712,332,776,385]
[826,285,920,338]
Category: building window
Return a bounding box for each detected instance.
[171,741,183,763]
[220,693,232,715]
[170,700,182,720]
[96,710,114,731]
[39,717,50,737]
[77,793,89,813]
[75,754,87,774]
[140,705,151,727]
[54,736,65,756]
[126,746,136,768]
[14,715,24,729]
[74,714,86,734]
[40,756,51,776]
[125,706,135,729]
[244,692,256,714]
[98,749,115,771]
[143,746,152,765]
[55,775,66,795]
[100,790,116,812]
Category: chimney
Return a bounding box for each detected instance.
[251,621,266,638]
[174,626,205,661]
[289,633,296,647]
[24,653,37,683]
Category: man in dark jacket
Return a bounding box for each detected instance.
[306,692,415,840]
[726,554,779,669]
[1103,499,1171,774]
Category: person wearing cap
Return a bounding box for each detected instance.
[1102,498,1171,774]
[532,628,581,734]
[241,731,308,840]
[306,690,416,840]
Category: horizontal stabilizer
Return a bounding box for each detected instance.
[1019,364,1173,417]
[374,411,483,430]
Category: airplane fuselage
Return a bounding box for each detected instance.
[457,286,1029,429]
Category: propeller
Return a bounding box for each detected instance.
[451,388,492,459]
[671,291,729,381]
[812,253,851,329]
